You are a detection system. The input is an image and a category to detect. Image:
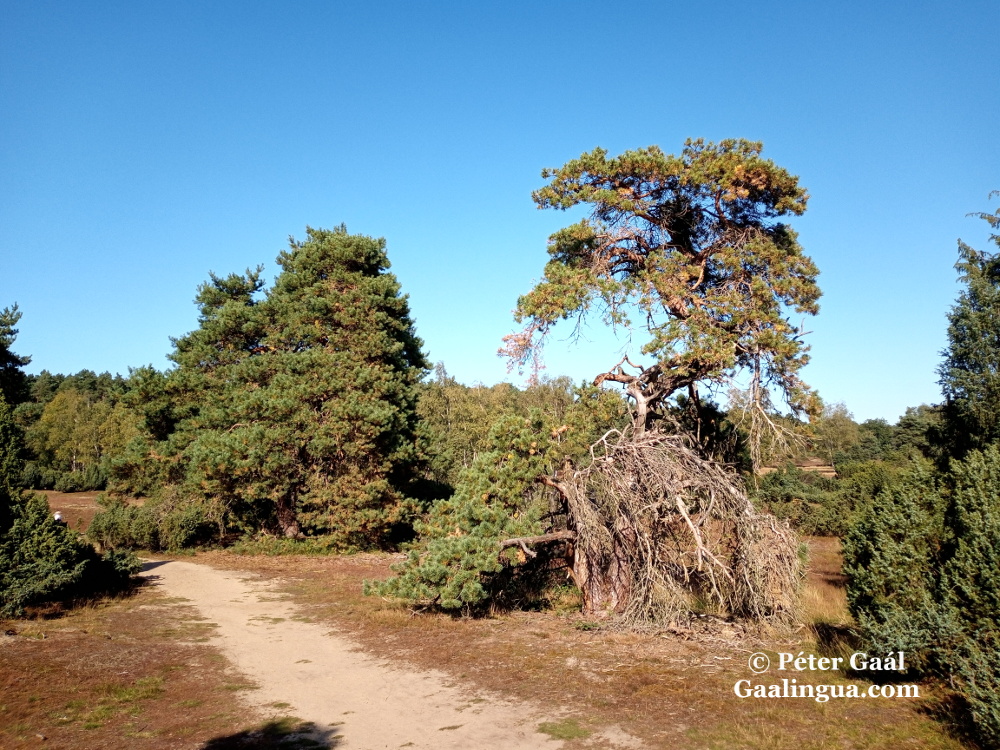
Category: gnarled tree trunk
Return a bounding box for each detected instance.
[276,493,302,538]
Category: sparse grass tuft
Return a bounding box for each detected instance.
[537,718,591,740]
[220,680,260,692]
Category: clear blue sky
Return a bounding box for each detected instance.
[2,0,997,422]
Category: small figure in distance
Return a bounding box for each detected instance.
[53,511,66,526]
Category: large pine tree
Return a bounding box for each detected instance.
[0,304,30,406]
[939,197,1000,456]
[168,226,428,545]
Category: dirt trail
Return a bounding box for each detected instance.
[140,559,564,749]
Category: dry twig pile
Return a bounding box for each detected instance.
[554,429,800,627]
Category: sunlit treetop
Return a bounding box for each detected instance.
[502,138,822,433]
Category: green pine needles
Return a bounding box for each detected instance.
[114,226,429,548]
[939,196,1000,456]
[844,448,1000,747]
[844,197,1000,747]
[367,413,557,611]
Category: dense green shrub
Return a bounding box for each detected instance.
[844,448,1000,747]
[752,465,847,536]
[1,397,140,617]
[937,448,1000,745]
[54,463,107,493]
[367,413,558,611]
[1,493,140,616]
[88,491,214,552]
[19,461,58,491]
[842,465,946,672]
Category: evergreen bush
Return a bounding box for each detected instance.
[842,465,945,673]
[753,465,845,535]
[0,397,140,617]
[367,413,558,611]
[844,448,1000,747]
[937,447,1000,745]
[87,492,213,551]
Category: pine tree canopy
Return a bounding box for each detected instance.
[164,225,429,545]
[0,304,31,406]
[939,195,1000,455]
[501,139,821,434]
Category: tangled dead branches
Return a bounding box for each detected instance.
[554,428,800,628]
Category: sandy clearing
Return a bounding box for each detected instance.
[139,559,566,750]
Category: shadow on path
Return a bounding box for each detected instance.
[199,719,341,749]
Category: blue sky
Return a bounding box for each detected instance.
[1,0,997,422]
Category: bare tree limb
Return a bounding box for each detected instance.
[499,530,577,551]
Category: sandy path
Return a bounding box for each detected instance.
[140,559,564,749]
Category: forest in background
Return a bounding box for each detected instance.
[2,142,999,746]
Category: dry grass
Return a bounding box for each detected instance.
[800,536,851,626]
[39,490,104,532]
[195,541,965,750]
[4,491,964,749]
[0,582,331,749]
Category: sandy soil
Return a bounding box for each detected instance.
[139,559,568,750]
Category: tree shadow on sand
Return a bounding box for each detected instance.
[200,718,341,749]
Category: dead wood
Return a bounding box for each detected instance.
[499,531,577,552]
[546,428,800,628]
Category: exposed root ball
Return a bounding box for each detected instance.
[562,429,800,627]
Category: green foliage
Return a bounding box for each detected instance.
[8,368,140,492]
[840,197,1000,747]
[937,448,1000,745]
[842,464,946,669]
[2,492,93,615]
[844,447,1000,747]
[416,365,537,488]
[0,304,31,406]
[86,491,214,552]
[118,365,177,442]
[23,388,141,492]
[939,196,1000,457]
[113,225,429,547]
[0,397,139,617]
[847,418,897,462]
[752,465,846,536]
[503,139,822,431]
[417,365,629,488]
[813,402,860,464]
[367,413,558,611]
[894,405,947,462]
[830,406,946,468]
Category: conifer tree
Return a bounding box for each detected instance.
[938,447,1000,744]
[844,197,1000,748]
[939,196,1000,456]
[368,413,557,610]
[502,139,822,442]
[841,463,945,669]
[165,226,428,545]
[0,304,30,407]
